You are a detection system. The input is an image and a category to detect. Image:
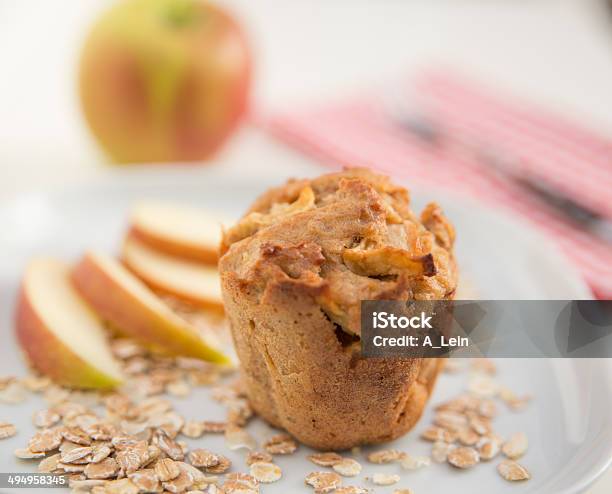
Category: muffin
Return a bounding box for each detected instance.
[219,168,457,450]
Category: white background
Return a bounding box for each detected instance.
[0,1,610,490]
[1,0,612,199]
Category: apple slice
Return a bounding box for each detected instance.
[15,258,124,389]
[72,252,230,364]
[129,201,229,264]
[121,234,224,311]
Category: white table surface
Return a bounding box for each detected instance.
[0,1,610,490]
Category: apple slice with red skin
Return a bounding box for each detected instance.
[129,201,227,264]
[15,258,124,389]
[121,233,223,312]
[72,252,230,364]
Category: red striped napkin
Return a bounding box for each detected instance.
[263,71,612,299]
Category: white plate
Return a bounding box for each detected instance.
[0,168,610,494]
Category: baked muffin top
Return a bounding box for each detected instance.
[220,168,457,335]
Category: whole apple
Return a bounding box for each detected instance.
[79,0,251,163]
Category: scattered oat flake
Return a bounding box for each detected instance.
[60,440,83,454]
[155,458,181,481]
[0,381,26,404]
[434,410,468,431]
[393,490,415,494]
[163,468,194,493]
[447,446,480,469]
[246,451,273,466]
[400,455,431,470]
[61,445,93,463]
[167,379,191,397]
[506,397,531,412]
[264,433,297,455]
[478,399,498,418]
[308,452,343,467]
[129,468,160,492]
[154,430,184,460]
[14,447,45,459]
[111,434,140,450]
[435,399,464,414]
[32,409,60,428]
[305,471,342,492]
[471,358,497,375]
[431,441,455,463]
[420,426,456,443]
[205,455,231,474]
[477,436,501,461]
[189,449,220,468]
[467,375,499,397]
[59,439,82,453]
[149,411,184,435]
[367,449,403,464]
[497,459,531,481]
[0,421,17,439]
[38,453,60,473]
[116,441,149,474]
[500,389,532,411]
[458,428,480,446]
[250,461,282,483]
[84,457,119,479]
[502,432,528,459]
[85,423,117,442]
[333,458,362,477]
[178,439,189,455]
[182,420,205,438]
[225,472,258,489]
[202,421,227,433]
[227,400,253,426]
[29,427,62,452]
[225,424,256,450]
[371,473,400,486]
[91,444,112,463]
[178,461,215,489]
[469,416,491,436]
[146,444,162,466]
[62,426,92,446]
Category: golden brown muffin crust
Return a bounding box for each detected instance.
[221,168,456,335]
